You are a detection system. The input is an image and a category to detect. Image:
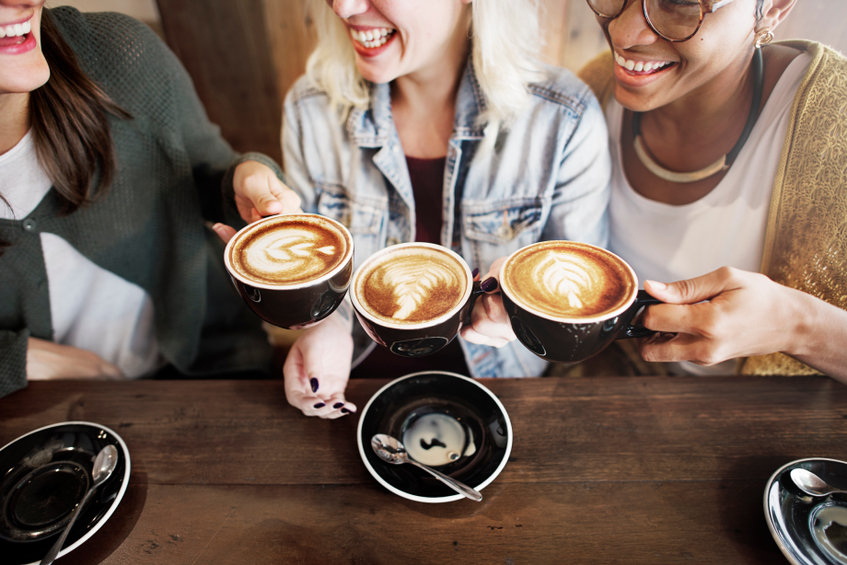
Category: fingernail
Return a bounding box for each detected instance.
[341,407,351,414]
[310,377,319,393]
[313,402,325,409]
[471,268,480,279]
[333,402,344,409]
[480,277,498,293]
[648,280,666,290]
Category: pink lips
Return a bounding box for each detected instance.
[0,25,36,56]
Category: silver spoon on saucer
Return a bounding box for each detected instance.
[41,444,119,565]
[790,467,847,498]
[371,433,482,502]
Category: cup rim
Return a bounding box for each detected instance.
[350,242,473,330]
[499,240,639,323]
[223,213,353,290]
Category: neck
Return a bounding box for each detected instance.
[0,93,31,155]
[634,50,761,178]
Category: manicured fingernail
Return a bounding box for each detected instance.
[341,407,351,414]
[480,277,498,292]
[471,268,480,279]
[313,402,325,409]
[309,377,319,393]
[333,402,344,409]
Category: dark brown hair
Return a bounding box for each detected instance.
[30,9,130,213]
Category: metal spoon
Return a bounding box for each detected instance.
[790,467,847,498]
[41,444,119,565]
[371,433,482,502]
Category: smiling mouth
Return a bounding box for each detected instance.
[350,27,395,49]
[614,52,674,74]
[0,19,32,41]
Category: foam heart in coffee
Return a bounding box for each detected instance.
[227,214,351,287]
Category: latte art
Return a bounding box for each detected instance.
[502,241,636,320]
[539,254,595,310]
[354,244,469,325]
[227,215,351,287]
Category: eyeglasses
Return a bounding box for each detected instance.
[586,0,736,42]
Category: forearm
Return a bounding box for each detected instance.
[788,290,847,383]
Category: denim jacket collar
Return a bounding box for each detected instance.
[346,59,488,148]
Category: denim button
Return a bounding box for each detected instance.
[22,219,37,231]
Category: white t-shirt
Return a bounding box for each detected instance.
[0,130,162,378]
[606,52,811,375]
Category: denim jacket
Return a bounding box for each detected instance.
[282,60,611,378]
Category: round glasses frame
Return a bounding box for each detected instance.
[586,0,737,42]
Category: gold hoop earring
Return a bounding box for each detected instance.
[755,29,774,49]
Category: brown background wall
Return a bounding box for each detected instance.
[53,0,847,164]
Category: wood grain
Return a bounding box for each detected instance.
[2,375,845,563]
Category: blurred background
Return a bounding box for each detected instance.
[47,0,847,165]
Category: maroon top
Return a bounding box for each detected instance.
[350,155,470,379]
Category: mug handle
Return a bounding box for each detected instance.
[622,289,663,339]
[461,279,486,327]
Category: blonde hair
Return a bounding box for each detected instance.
[305,0,546,126]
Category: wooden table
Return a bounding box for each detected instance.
[1,375,845,564]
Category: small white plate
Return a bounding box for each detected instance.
[765,457,847,565]
[0,421,131,565]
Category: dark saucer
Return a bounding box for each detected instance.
[765,457,847,565]
[0,422,130,565]
[357,371,512,503]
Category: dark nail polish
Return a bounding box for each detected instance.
[341,407,351,414]
[313,402,326,409]
[480,277,498,292]
[309,377,319,393]
[333,402,344,409]
[471,268,480,279]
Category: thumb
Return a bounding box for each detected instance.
[643,274,722,305]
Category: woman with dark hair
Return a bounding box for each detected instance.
[0,1,293,396]
[470,0,847,382]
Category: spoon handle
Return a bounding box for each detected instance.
[40,486,98,565]
[408,460,483,502]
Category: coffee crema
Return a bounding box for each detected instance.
[227,215,350,287]
[354,245,468,325]
[501,241,635,320]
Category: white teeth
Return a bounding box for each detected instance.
[350,27,394,49]
[615,52,672,73]
[0,19,31,39]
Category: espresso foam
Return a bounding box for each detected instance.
[228,216,349,286]
[355,246,467,325]
[502,241,635,320]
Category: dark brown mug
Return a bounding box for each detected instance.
[499,240,659,365]
[224,214,354,329]
[350,242,481,357]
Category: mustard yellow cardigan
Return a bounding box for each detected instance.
[579,41,847,375]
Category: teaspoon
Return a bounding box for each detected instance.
[41,444,119,565]
[371,433,483,502]
[790,467,847,498]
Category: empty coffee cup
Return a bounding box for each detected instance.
[224,213,354,329]
[499,240,658,364]
[350,242,479,357]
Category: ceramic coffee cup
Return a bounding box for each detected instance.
[350,242,480,357]
[224,213,354,329]
[499,240,659,364]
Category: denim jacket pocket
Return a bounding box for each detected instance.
[315,186,386,236]
[462,198,547,245]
